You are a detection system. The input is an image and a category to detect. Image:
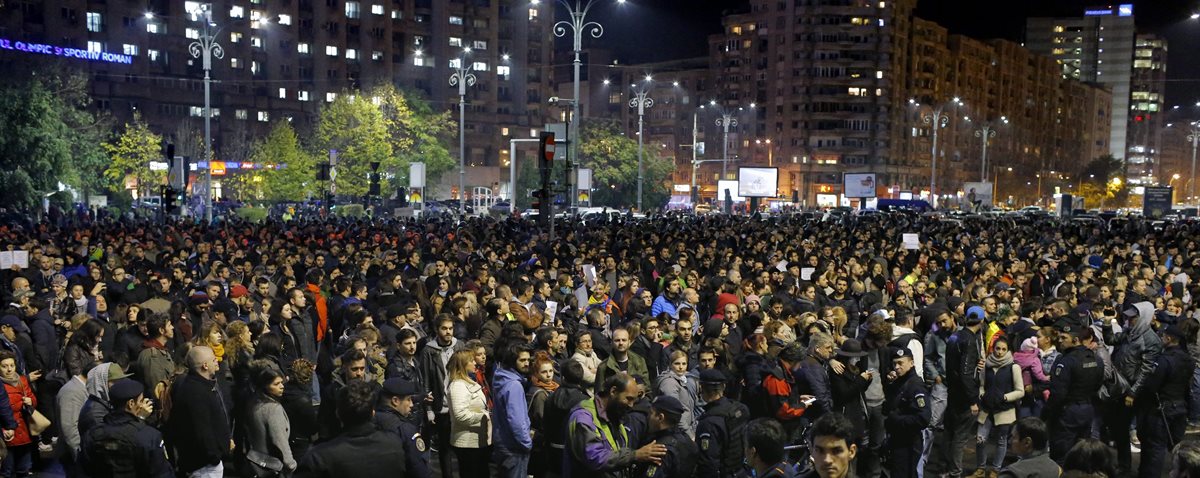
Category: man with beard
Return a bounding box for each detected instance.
[661,317,698,371]
[565,372,667,478]
[651,280,681,321]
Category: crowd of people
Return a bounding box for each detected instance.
[2,210,1200,478]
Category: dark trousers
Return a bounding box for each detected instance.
[1050,403,1095,461]
[856,405,885,478]
[434,413,453,478]
[454,446,490,478]
[1100,401,1133,470]
[929,405,976,477]
[1137,408,1185,478]
[887,435,922,478]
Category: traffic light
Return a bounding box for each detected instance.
[368,173,381,196]
[538,131,555,187]
[162,185,179,214]
[317,163,331,181]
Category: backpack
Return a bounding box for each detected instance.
[83,422,142,478]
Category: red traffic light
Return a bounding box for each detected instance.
[538,132,555,168]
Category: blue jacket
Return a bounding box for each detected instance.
[492,365,533,452]
[650,296,678,320]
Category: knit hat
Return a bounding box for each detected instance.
[703,319,725,339]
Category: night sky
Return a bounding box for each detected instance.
[576,0,1199,111]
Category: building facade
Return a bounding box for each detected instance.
[0,0,557,197]
[1126,33,1167,185]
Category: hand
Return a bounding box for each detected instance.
[2,430,13,441]
[829,359,846,375]
[635,440,668,464]
[230,439,236,452]
[20,397,31,406]
[136,398,154,419]
[887,371,898,382]
[970,404,979,416]
[935,375,943,385]
[28,371,41,382]
[798,395,816,408]
[1125,396,1135,407]
[976,359,985,373]
[860,371,873,381]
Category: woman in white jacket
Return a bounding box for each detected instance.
[655,350,699,437]
[975,337,1025,477]
[447,349,491,478]
[571,331,602,389]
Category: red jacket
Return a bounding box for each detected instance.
[306,283,329,342]
[3,376,35,446]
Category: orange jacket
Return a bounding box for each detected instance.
[306,283,329,342]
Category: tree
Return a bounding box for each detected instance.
[252,121,318,201]
[578,119,673,209]
[313,92,392,197]
[103,112,164,199]
[371,85,455,193]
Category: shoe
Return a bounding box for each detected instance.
[1131,443,1141,454]
[970,469,987,478]
[37,442,51,453]
[1188,422,1200,434]
[1131,432,1141,447]
[987,471,998,478]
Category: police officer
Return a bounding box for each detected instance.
[79,379,172,478]
[373,378,431,478]
[1131,324,1195,478]
[884,347,930,478]
[695,368,750,478]
[634,396,699,478]
[1045,320,1104,460]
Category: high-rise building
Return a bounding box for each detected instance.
[0,0,556,196]
[1126,34,1167,185]
[1025,4,1136,164]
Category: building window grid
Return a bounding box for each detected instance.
[86,12,103,32]
[346,2,361,18]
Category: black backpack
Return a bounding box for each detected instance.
[83,422,142,478]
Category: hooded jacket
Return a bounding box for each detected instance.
[417,337,463,414]
[492,365,533,452]
[1108,301,1162,398]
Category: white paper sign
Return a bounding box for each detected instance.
[582,265,597,287]
[801,267,815,281]
[0,251,29,269]
[776,261,788,272]
[545,301,559,322]
[903,233,920,250]
[574,286,589,312]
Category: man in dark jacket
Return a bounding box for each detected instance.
[80,379,171,478]
[795,333,835,422]
[1102,301,1162,472]
[929,305,984,478]
[374,378,431,478]
[416,316,463,478]
[166,346,232,478]
[544,360,589,478]
[296,380,407,477]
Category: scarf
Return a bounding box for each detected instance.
[0,371,20,389]
[986,349,1014,369]
[212,342,226,363]
[532,374,560,393]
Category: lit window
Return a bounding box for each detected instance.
[531,129,538,137]
[326,45,338,56]
[230,58,240,68]
[449,58,462,69]
[371,4,384,15]
[278,14,291,25]
[298,43,310,54]
[231,32,242,43]
[878,1,886,7]
[230,6,245,18]
[449,37,462,47]
[450,15,463,25]
[190,106,204,117]
[392,10,402,19]
[258,111,269,122]
[473,62,488,71]
[148,49,160,61]
[502,127,510,136]
[472,40,487,50]
[497,65,511,79]
[279,88,287,99]
[86,12,103,32]
[186,28,200,39]
[876,70,883,79]
[184,1,202,14]
[346,49,358,60]
[87,41,103,53]
[372,51,383,61]
[236,109,248,120]
[326,92,338,102]
[346,2,360,18]
[146,23,161,34]
[529,8,538,20]
[251,36,262,48]
[413,56,426,67]
[123,44,138,56]
[878,19,884,27]
[299,91,310,102]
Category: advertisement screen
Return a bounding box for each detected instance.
[737,167,778,198]
[963,182,994,207]
[843,173,877,198]
[717,180,743,202]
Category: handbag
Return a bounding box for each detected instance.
[245,449,284,478]
[23,406,50,437]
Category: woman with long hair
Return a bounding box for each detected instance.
[975,337,1025,477]
[64,319,104,378]
[527,352,558,478]
[0,351,36,478]
[655,350,699,437]
[279,359,318,461]
[193,321,226,363]
[447,349,490,478]
[243,361,296,476]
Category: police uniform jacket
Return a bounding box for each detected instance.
[79,410,173,478]
[883,366,930,443]
[633,426,698,478]
[294,422,408,477]
[374,407,432,478]
[1133,344,1195,416]
[695,396,750,478]
[1045,345,1104,421]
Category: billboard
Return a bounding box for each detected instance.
[1143,186,1172,218]
[738,167,778,198]
[843,173,877,198]
[717,180,744,202]
[963,182,994,207]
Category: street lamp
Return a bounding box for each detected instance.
[554,0,620,209]
[916,97,960,208]
[973,121,999,182]
[707,100,748,177]
[188,4,226,223]
[755,139,773,166]
[1188,122,1200,204]
[629,76,653,211]
[449,47,477,213]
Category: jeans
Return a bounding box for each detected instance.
[975,417,1010,470]
[919,383,948,477]
[494,447,531,478]
[2,443,33,478]
[1190,367,1200,423]
[934,405,977,477]
[434,413,454,478]
[1137,408,1185,478]
[188,462,224,478]
[856,405,885,478]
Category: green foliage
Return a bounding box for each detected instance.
[0,68,87,209]
[371,85,456,192]
[103,112,164,198]
[251,121,317,201]
[333,204,365,218]
[579,119,673,209]
[1080,154,1123,186]
[234,206,268,223]
[313,92,392,196]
